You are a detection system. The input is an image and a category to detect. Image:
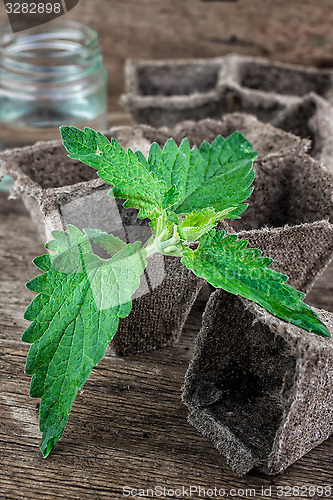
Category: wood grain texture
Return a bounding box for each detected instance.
[0,191,332,500]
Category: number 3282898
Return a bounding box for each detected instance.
[5,3,62,14]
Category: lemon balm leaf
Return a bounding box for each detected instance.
[177,207,237,242]
[60,126,167,220]
[182,229,331,338]
[23,226,147,457]
[83,228,126,257]
[147,133,257,216]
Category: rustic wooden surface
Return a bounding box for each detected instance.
[1,2,333,497]
[0,189,332,499]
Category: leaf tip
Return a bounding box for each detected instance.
[33,255,51,272]
[40,439,55,459]
[59,125,75,141]
[312,318,332,339]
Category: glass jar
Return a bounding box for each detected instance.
[0,20,107,189]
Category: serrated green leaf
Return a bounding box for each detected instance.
[181,230,330,338]
[60,126,167,220]
[83,228,126,257]
[61,128,256,224]
[147,133,257,216]
[23,225,147,457]
[178,207,237,242]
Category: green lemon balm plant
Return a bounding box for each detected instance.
[22,126,331,457]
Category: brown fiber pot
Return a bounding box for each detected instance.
[182,292,333,476]
[121,55,333,172]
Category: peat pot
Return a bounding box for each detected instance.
[182,292,333,475]
[1,114,332,356]
[121,55,333,172]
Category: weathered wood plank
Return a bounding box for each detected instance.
[0,192,332,500]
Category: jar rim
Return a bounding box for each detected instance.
[0,19,99,59]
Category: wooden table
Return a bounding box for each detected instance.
[0,191,332,500]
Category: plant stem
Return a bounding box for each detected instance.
[144,223,183,258]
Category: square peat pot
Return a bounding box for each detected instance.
[227,55,333,99]
[220,55,333,122]
[121,56,333,173]
[182,291,333,475]
[272,92,333,173]
[1,114,332,356]
[120,57,231,128]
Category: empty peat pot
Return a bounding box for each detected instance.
[121,55,333,172]
[120,57,229,128]
[1,114,332,356]
[122,55,333,125]
[182,291,333,475]
[272,92,333,172]
[219,55,333,122]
